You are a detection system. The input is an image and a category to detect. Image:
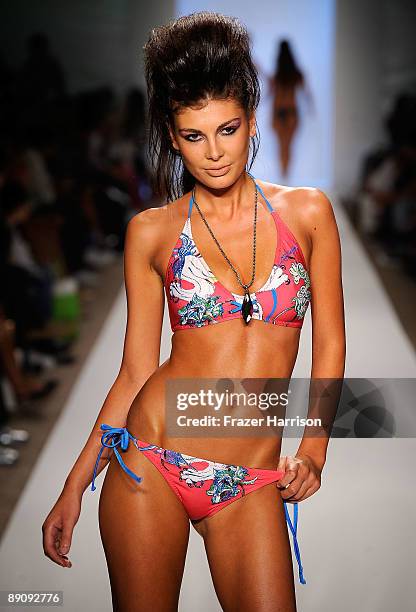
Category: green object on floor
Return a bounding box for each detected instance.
[52,277,81,340]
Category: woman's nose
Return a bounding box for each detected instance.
[205,138,224,161]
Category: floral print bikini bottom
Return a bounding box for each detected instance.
[91,424,307,584]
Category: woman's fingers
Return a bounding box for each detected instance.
[42,489,81,568]
[43,521,67,567]
[277,455,313,499]
[42,518,72,568]
[277,453,322,502]
[57,522,73,557]
[276,455,303,488]
[286,474,315,502]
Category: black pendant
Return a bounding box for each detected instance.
[241,291,253,324]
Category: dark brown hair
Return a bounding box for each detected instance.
[143,12,261,201]
[273,39,304,88]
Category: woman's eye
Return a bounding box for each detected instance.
[222,126,237,135]
[185,134,202,142]
[184,126,238,142]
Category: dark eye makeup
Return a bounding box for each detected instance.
[183,124,239,142]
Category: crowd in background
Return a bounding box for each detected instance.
[0,33,153,466]
[355,92,416,278]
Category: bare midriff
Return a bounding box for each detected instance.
[273,83,297,106]
[125,318,302,470]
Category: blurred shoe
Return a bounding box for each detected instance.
[0,447,19,465]
[75,269,99,288]
[21,361,45,376]
[54,352,76,365]
[18,402,45,418]
[26,350,74,368]
[0,426,30,445]
[17,378,59,403]
[28,337,73,355]
[23,350,56,371]
[374,251,401,269]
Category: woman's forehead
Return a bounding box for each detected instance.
[173,98,244,127]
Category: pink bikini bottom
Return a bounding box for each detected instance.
[91,424,306,584]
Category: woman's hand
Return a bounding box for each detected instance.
[42,485,82,568]
[276,453,323,503]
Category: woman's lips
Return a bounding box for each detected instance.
[205,164,231,177]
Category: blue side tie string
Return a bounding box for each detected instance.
[91,424,145,491]
[283,501,307,584]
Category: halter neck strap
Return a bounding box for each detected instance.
[247,171,274,212]
[188,172,274,218]
[188,191,194,218]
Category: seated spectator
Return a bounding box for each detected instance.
[0,180,54,349]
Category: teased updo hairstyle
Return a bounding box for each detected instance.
[143,12,261,201]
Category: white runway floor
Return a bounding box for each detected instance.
[1,193,416,611]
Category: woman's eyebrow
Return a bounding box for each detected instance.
[179,117,241,134]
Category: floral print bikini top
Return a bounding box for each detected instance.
[164,177,311,332]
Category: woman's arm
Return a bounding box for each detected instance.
[296,189,346,468]
[64,208,165,496]
[298,76,316,116]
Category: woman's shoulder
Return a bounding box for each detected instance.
[257,179,336,243]
[126,194,189,260]
[128,193,187,232]
[258,179,334,220]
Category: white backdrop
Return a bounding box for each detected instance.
[176,0,336,190]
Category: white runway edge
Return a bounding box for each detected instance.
[1,193,415,612]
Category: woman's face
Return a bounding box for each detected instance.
[168,97,256,189]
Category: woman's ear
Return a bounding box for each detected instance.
[248,111,257,138]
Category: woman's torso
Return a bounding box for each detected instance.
[271,76,303,107]
[126,180,312,469]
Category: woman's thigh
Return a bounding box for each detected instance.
[272,112,299,138]
[99,445,190,612]
[199,483,297,612]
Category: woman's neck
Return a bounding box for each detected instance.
[192,171,256,221]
